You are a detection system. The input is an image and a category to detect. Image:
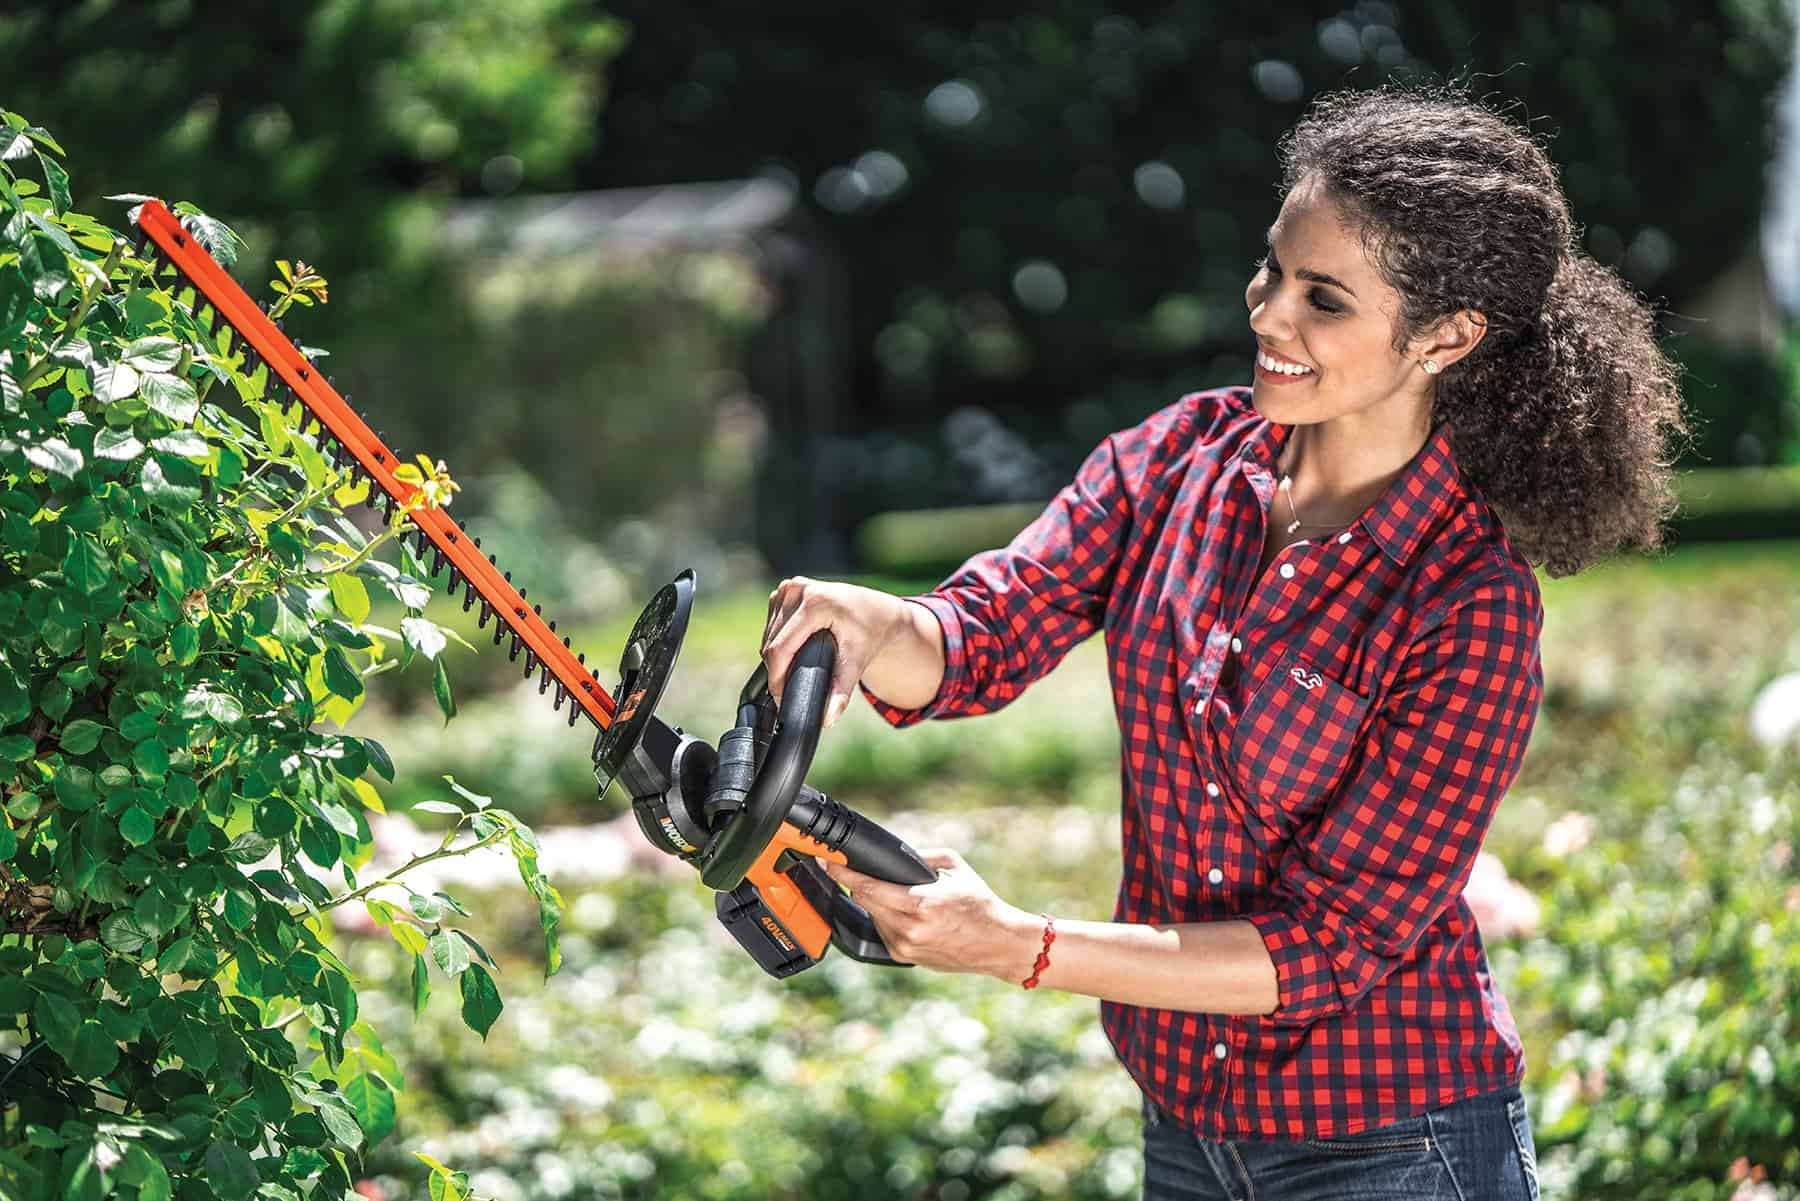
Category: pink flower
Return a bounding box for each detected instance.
[1463,853,1540,939]
[1542,812,1595,858]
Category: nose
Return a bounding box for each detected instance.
[1247,281,1293,344]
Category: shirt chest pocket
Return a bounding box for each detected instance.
[1224,649,1372,837]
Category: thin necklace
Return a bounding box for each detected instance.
[1277,441,1355,535]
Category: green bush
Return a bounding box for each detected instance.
[0,113,556,1201]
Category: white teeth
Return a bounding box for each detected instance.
[1257,350,1315,376]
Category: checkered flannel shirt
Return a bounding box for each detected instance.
[861,385,1543,1139]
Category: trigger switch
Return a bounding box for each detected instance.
[773,849,804,875]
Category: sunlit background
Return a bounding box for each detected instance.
[7,2,1800,1198]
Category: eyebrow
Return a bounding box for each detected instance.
[1264,228,1358,299]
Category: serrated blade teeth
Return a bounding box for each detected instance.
[429,549,447,577]
[506,635,521,661]
[538,665,552,695]
[567,705,581,727]
[462,588,477,613]
[553,684,569,710]
[477,601,493,629]
[521,651,538,677]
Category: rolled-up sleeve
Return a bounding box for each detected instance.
[860,412,1165,728]
[1245,566,1544,1027]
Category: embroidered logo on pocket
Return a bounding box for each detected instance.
[1288,665,1324,691]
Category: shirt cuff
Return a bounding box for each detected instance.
[858,595,966,728]
[1244,909,1349,1027]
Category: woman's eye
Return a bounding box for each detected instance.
[1309,291,1339,314]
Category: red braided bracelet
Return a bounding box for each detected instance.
[1020,913,1056,989]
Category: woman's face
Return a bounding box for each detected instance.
[1243,176,1429,427]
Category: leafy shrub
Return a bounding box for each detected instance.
[0,112,556,1200]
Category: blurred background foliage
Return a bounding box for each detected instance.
[6,0,1799,583]
[7,1,1800,1198]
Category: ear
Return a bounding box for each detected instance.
[1412,309,1488,372]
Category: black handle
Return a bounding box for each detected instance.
[788,788,935,885]
[698,630,835,890]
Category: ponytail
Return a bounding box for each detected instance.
[1435,251,1688,578]
[1281,82,1692,578]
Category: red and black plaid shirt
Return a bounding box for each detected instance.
[862,385,1543,1140]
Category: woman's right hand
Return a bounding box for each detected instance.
[761,576,911,729]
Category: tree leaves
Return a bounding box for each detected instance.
[428,930,469,977]
[328,572,369,626]
[140,373,198,423]
[432,657,456,723]
[0,111,556,1201]
[343,1073,396,1146]
[202,1142,257,1201]
[61,535,111,594]
[458,963,502,1040]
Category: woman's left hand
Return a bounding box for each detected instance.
[822,849,1037,980]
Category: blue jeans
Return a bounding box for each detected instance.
[1141,1084,1541,1200]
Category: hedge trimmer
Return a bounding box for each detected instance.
[130,201,935,978]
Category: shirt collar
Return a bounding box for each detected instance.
[1237,413,1464,569]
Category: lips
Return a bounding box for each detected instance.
[1255,346,1316,384]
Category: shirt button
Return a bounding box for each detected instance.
[1194,697,1208,717]
[1278,563,1296,579]
[1337,531,1353,544]
[1205,781,1220,798]
[1230,637,1242,654]
[1207,867,1224,885]
[1213,1042,1229,1060]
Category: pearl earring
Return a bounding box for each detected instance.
[1422,360,1440,375]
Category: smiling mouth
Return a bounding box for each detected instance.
[1255,348,1316,383]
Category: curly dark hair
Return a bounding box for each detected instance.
[1278,82,1691,578]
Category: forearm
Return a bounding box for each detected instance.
[989,908,1281,1016]
[860,598,946,711]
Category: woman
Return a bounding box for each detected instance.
[759,83,1685,1199]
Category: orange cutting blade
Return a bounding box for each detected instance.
[131,200,616,731]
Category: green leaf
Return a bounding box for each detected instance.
[321,644,363,702]
[118,806,156,847]
[343,1074,397,1146]
[36,152,71,215]
[58,720,102,754]
[140,373,199,424]
[364,737,395,783]
[119,711,159,741]
[432,658,455,723]
[444,776,492,809]
[68,1020,119,1079]
[406,893,443,922]
[173,207,244,268]
[170,622,199,665]
[91,361,140,403]
[92,427,145,462]
[314,1096,363,1150]
[225,832,274,863]
[140,457,200,507]
[23,436,82,477]
[202,1142,257,1201]
[34,992,81,1058]
[429,930,470,977]
[61,536,111,595]
[411,953,430,1016]
[0,734,34,761]
[132,738,169,781]
[123,337,183,371]
[171,1020,216,1071]
[411,800,463,817]
[100,909,152,954]
[328,573,370,626]
[149,430,209,458]
[400,616,446,660]
[458,963,503,1039]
